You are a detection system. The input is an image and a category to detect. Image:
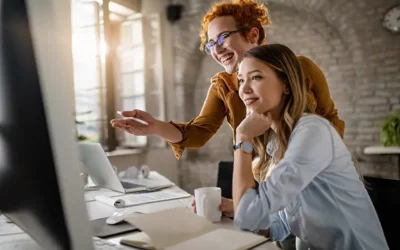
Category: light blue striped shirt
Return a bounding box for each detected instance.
[234,115,388,250]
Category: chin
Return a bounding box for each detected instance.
[222,59,238,74]
[225,64,238,74]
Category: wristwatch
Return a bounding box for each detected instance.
[233,141,253,154]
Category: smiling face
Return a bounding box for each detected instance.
[238,57,286,115]
[207,16,256,74]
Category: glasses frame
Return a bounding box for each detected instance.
[204,29,242,54]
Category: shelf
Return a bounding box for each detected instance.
[364,146,400,155]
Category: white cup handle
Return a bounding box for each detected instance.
[201,194,209,218]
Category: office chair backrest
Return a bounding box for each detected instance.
[217,161,234,199]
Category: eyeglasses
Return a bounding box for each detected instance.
[204,29,242,54]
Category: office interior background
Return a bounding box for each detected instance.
[72,0,400,192]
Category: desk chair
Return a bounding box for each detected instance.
[364,176,400,250]
[216,161,260,199]
[217,161,234,199]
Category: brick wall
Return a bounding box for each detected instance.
[170,0,400,192]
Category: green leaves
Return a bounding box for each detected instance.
[380,110,400,147]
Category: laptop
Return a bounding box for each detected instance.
[77,142,173,193]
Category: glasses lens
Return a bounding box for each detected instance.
[217,34,227,46]
[204,43,213,54]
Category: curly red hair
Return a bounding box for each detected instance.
[199,0,271,51]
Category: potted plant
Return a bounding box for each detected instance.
[74,110,92,141]
[380,110,400,147]
[75,119,88,141]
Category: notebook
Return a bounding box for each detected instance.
[120,207,268,250]
[95,190,191,208]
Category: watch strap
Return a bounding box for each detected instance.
[233,141,242,151]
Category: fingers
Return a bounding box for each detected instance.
[110,118,148,135]
[112,119,146,128]
[191,200,197,213]
[120,109,149,120]
[119,109,138,118]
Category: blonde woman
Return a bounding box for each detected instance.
[233,44,388,250]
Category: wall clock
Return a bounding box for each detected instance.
[382,5,400,33]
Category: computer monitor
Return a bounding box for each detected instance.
[0,0,93,249]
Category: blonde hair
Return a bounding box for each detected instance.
[242,44,309,182]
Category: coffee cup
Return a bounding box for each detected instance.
[194,187,222,223]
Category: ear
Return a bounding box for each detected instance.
[284,85,290,95]
[247,27,260,44]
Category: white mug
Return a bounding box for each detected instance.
[194,187,221,223]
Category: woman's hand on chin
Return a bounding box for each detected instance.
[236,110,272,141]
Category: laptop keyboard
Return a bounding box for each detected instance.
[120,181,144,189]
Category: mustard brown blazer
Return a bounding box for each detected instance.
[168,56,345,159]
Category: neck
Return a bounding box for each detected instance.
[268,106,283,133]
[270,117,279,133]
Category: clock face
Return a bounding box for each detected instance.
[382,5,400,33]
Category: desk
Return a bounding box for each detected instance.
[0,186,278,250]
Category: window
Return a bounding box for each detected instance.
[71,1,148,150]
[117,16,146,147]
[72,2,106,145]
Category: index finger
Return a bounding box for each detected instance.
[110,118,125,123]
[119,110,138,118]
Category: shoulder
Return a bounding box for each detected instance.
[210,71,238,92]
[296,114,332,128]
[292,114,333,138]
[287,115,335,158]
[296,55,323,77]
[296,55,318,69]
[296,56,324,78]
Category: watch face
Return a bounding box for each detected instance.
[383,5,400,33]
[242,141,253,153]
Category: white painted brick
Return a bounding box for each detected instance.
[375,90,391,97]
[355,134,374,142]
[390,97,399,104]
[357,97,388,105]
[373,105,391,112]
[377,66,400,74]
[387,82,400,89]
[359,90,374,97]
[357,113,390,120]
[358,120,374,127]
[357,127,380,133]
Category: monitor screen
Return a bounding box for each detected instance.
[0,0,92,249]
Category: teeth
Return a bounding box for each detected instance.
[221,54,233,63]
[244,99,258,105]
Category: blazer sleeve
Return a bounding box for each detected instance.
[167,80,227,159]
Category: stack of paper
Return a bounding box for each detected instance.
[95,190,191,208]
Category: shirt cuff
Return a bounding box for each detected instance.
[269,211,291,242]
[234,188,271,231]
